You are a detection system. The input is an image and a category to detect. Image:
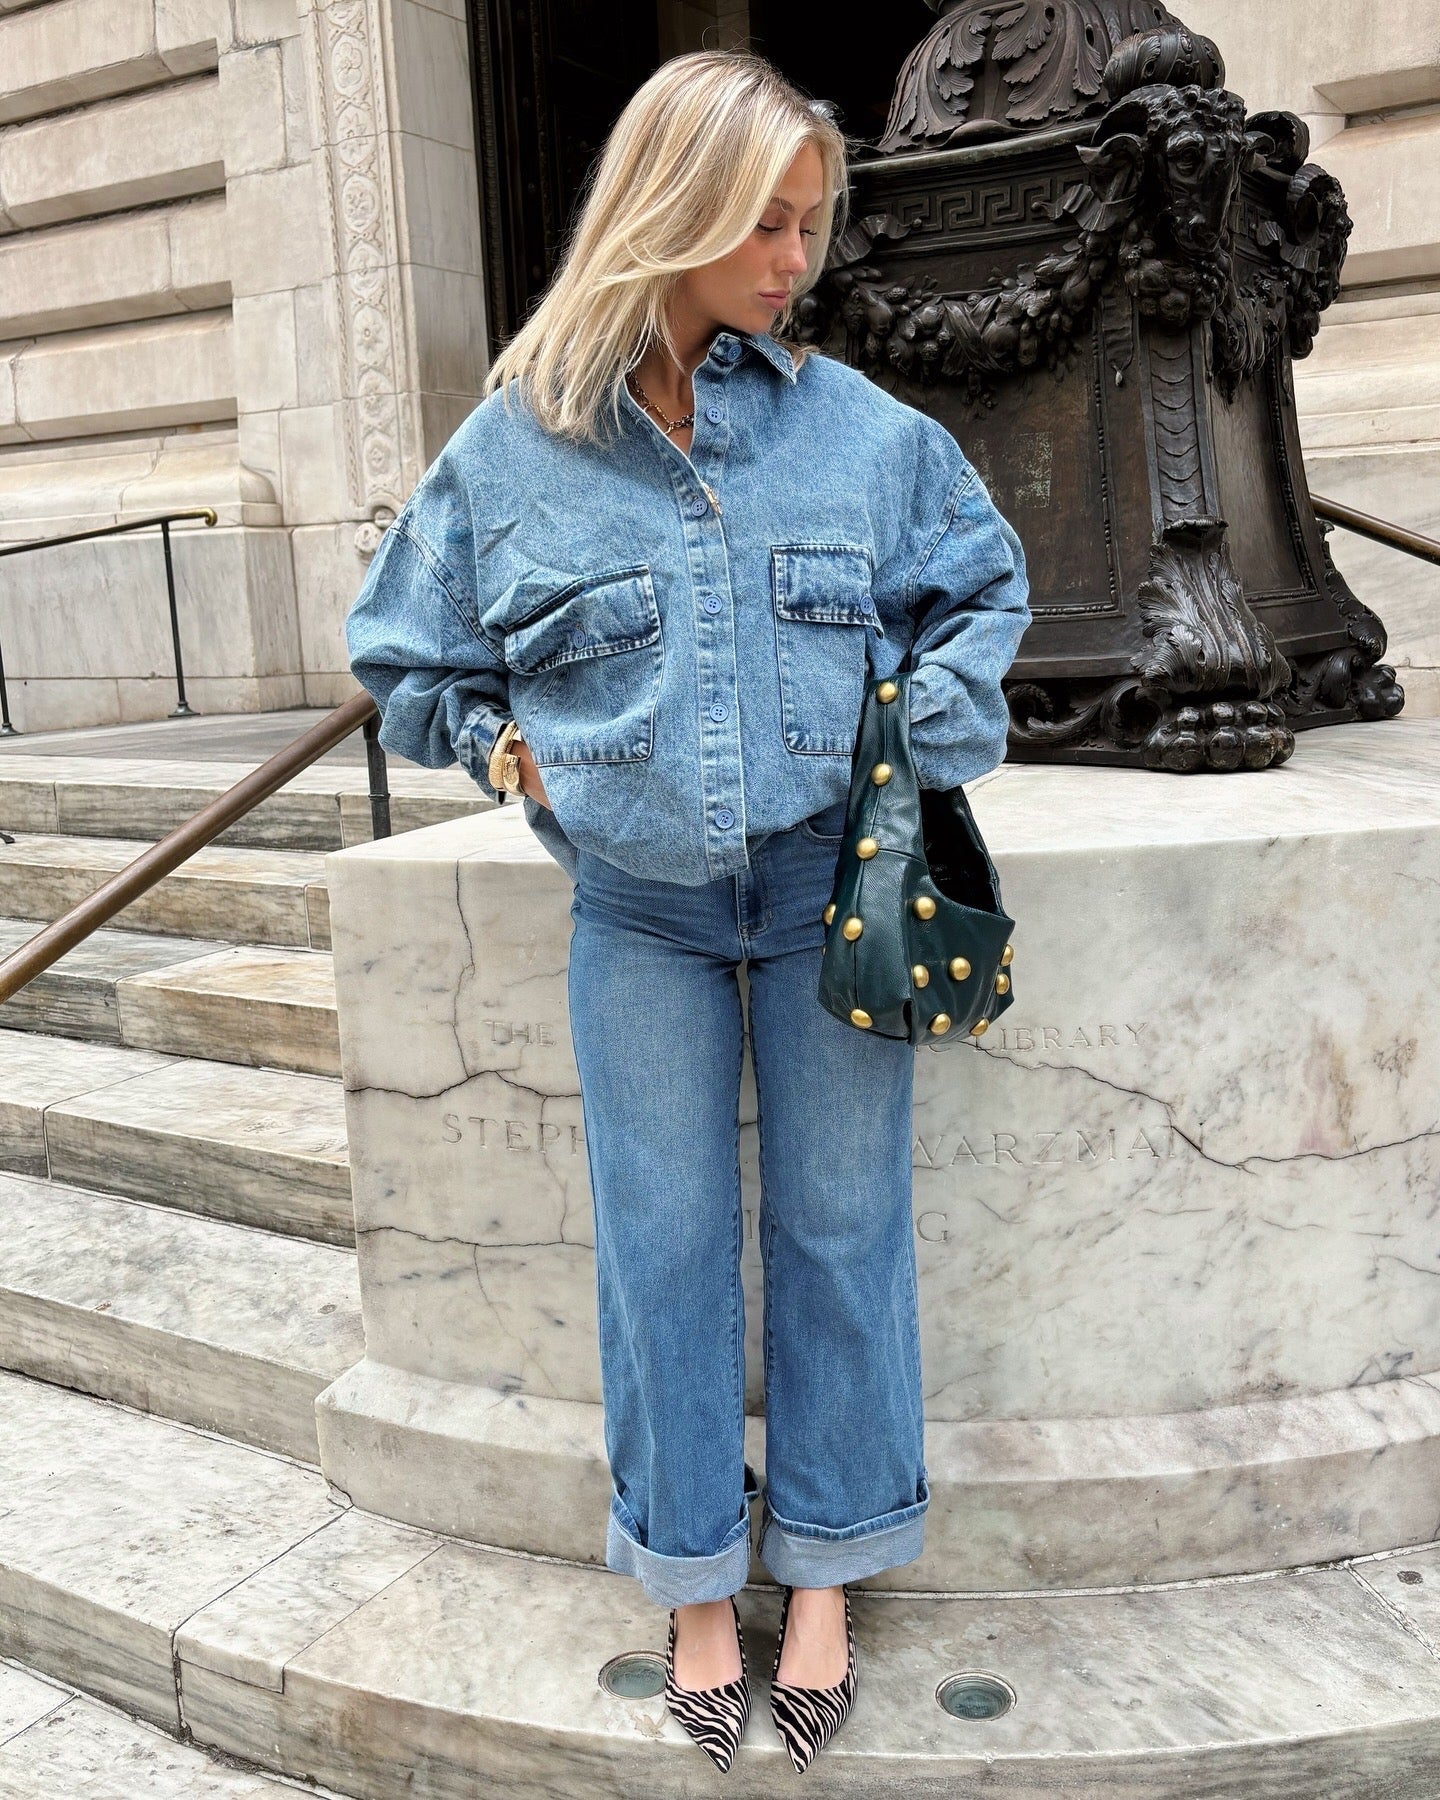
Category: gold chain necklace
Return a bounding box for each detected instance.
[627,370,694,435]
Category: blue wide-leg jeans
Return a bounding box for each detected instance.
[566,802,930,1609]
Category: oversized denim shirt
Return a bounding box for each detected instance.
[345,326,1032,886]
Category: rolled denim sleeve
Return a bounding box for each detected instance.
[883,416,1032,790]
[344,465,512,802]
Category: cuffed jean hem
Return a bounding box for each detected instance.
[605,1465,761,1608]
[757,1474,930,1588]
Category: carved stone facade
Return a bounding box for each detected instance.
[0,0,488,729]
[305,0,412,552]
[0,0,1432,731]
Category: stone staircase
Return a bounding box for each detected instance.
[2,747,1440,1798]
[0,751,461,1794]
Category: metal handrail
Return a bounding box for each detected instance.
[1312,494,1440,568]
[0,691,389,1006]
[0,508,218,733]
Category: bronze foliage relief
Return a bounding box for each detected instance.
[800,14,1402,772]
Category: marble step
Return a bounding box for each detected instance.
[0,1029,173,1181]
[0,1660,343,1798]
[0,1032,354,1244]
[0,1371,345,1735]
[0,922,340,1076]
[0,833,332,950]
[0,1172,361,1462]
[0,917,228,1045]
[0,754,489,852]
[4,1372,1440,1799]
[112,944,340,1077]
[50,1052,353,1238]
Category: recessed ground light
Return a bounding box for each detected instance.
[937,1670,1016,1720]
[598,1650,666,1699]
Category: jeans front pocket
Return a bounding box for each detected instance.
[797,796,850,843]
[503,565,663,765]
[770,543,883,756]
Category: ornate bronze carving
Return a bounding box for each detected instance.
[807,12,1402,771]
[879,0,1190,149]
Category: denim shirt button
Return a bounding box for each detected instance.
[571,628,587,645]
[714,806,735,828]
[701,594,722,613]
[708,702,728,722]
[860,597,875,614]
[705,405,724,424]
[687,496,708,518]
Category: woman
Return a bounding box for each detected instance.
[345,49,1030,1776]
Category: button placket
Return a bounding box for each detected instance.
[622,357,747,877]
[687,359,746,874]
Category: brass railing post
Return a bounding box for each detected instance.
[362,710,392,839]
[159,518,195,718]
[0,631,13,737]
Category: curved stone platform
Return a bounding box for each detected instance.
[189,1528,1440,1800]
[322,718,1440,1593]
[318,1355,1440,1591]
[7,1366,1440,1800]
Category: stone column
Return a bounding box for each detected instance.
[259,0,490,707]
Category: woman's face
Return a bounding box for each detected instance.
[678,139,825,338]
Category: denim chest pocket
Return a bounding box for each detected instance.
[502,565,663,765]
[770,543,882,755]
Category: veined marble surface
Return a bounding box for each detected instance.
[0,1169,362,1462]
[181,1522,1440,1800]
[7,1365,1440,1799]
[0,1661,324,1797]
[114,945,340,1077]
[324,719,1440,1585]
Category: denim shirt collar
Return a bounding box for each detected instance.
[708,327,800,384]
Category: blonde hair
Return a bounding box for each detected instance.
[483,51,851,445]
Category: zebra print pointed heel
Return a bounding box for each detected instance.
[768,1584,857,1773]
[663,1593,751,1773]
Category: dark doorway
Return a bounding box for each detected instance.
[467,0,661,352]
[466,1,924,355]
[744,3,922,146]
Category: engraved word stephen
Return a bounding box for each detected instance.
[441,1113,585,1154]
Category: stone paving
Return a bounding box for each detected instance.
[0,710,407,770]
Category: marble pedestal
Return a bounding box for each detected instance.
[318,720,1440,1592]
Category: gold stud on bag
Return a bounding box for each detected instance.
[817,664,1016,1047]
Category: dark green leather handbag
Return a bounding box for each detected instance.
[817,665,1016,1047]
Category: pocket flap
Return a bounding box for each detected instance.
[771,543,880,630]
[501,566,661,674]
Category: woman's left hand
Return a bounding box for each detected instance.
[515,738,550,809]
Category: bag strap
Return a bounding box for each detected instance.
[856,618,921,809]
